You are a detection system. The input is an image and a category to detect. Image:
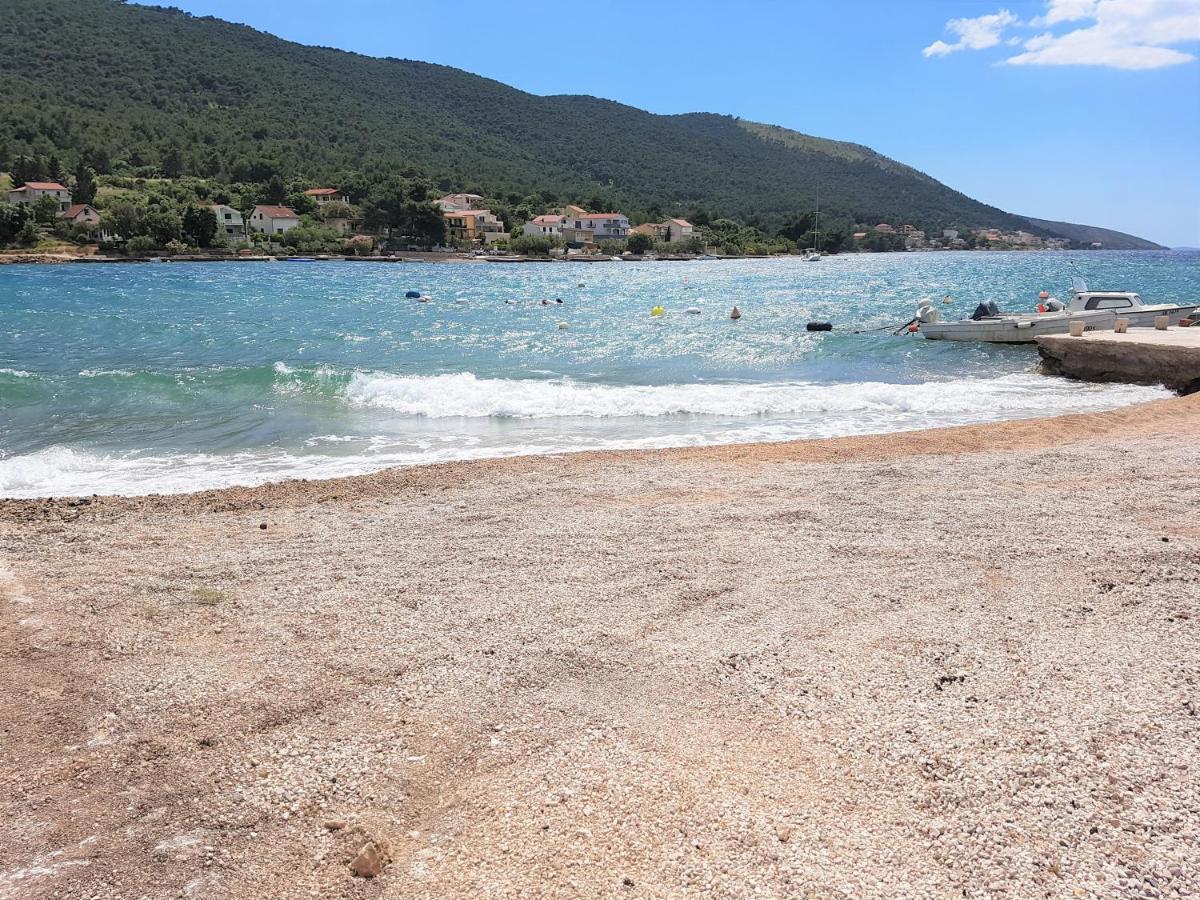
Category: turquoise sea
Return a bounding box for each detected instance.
[2,251,1195,498]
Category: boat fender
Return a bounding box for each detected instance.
[806,322,833,332]
[405,290,421,298]
[1037,303,1046,313]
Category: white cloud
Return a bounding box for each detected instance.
[923,10,1019,56]
[923,0,1200,69]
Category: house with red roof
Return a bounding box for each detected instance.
[303,187,349,205]
[521,214,564,238]
[665,218,695,243]
[7,182,71,211]
[248,205,300,235]
[60,204,101,226]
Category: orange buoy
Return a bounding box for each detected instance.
[908,322,919,333]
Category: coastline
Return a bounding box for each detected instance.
[4,391,1195,515]
[2,396,1199,895]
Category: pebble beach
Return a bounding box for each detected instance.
[2,395,1198,897]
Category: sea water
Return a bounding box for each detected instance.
[2,251,1195,498]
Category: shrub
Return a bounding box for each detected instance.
[126,235,158,252]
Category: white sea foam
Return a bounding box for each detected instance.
[1,374,1169,499]
[0,368,33,378]
[344,371,1164,420]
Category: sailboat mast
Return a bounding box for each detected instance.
[814,191,820,253]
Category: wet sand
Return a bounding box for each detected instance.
[2,396,1199,898]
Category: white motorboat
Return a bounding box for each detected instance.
[915,280,1198,344]
[1065,283,1197,327]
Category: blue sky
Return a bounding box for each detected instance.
[157,0,1199,246]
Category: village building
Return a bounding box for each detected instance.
[631,222,668,241]
[60,204,101,226]
[6,181,72,211]
[303,188,349,205]
[942,229,959,240]
[323,214,360,236]
[248,205,300,235]
[522,214,564,238]
[562,212,630,244]
[211,204,246,240]
[665,218,695,243]
[443,208,506,245]
[434,193,484,213]
[873,223,896,233]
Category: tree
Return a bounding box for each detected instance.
[144,204,183,245]
[627,232,653,254]
[161,145,184,178]
[10,155,45,186]
[264,173,287,204]
[33,194,61,225]
[103,200,146,241]
[73,163,97,205]
[0,203,30,245]
[182,205,217,247]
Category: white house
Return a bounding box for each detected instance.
[211,205,246,240]
[563,212,630,244]
[522,214,564,238]
[248,205,300,235]
[7,181,71,211]
[434,193,484,213]
[303,188,349,205]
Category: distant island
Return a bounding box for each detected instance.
[0,0,1164,258]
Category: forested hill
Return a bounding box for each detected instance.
[0,0,1160,247]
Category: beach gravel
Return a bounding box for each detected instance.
[1,395,1198,898]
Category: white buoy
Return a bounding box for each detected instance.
[557,322,568,330]
[686,307,701,315]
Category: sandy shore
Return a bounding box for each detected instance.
[2,397,1199,898]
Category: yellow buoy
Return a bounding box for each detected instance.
[650,306,665,317]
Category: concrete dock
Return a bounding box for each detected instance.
[1038,328,1200,394]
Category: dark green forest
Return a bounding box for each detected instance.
[0,0,1162,249]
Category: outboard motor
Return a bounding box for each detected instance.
[971,300,999,321]
[916,299,940,325]
[1044,296,1065,312]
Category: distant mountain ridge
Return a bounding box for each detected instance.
[0,0,1163,249]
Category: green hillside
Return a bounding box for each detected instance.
[0,0,1161,248]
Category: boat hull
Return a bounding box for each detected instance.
[921,311,1115,343]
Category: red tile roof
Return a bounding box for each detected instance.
[61,204,95,218]
[253,205,297,218]
[668,218,692,227]
[304,188,342,196]
[579,213,625,219]
[16,182,68,191]
[531,215,563,225]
